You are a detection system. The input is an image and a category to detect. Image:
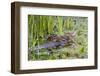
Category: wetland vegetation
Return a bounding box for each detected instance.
[28,15,88,61]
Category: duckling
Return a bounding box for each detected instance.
[47,34,58,42]
[47,32,75,44]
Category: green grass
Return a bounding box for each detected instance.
[28,15,88,61]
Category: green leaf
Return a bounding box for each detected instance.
[80,47,84,54]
